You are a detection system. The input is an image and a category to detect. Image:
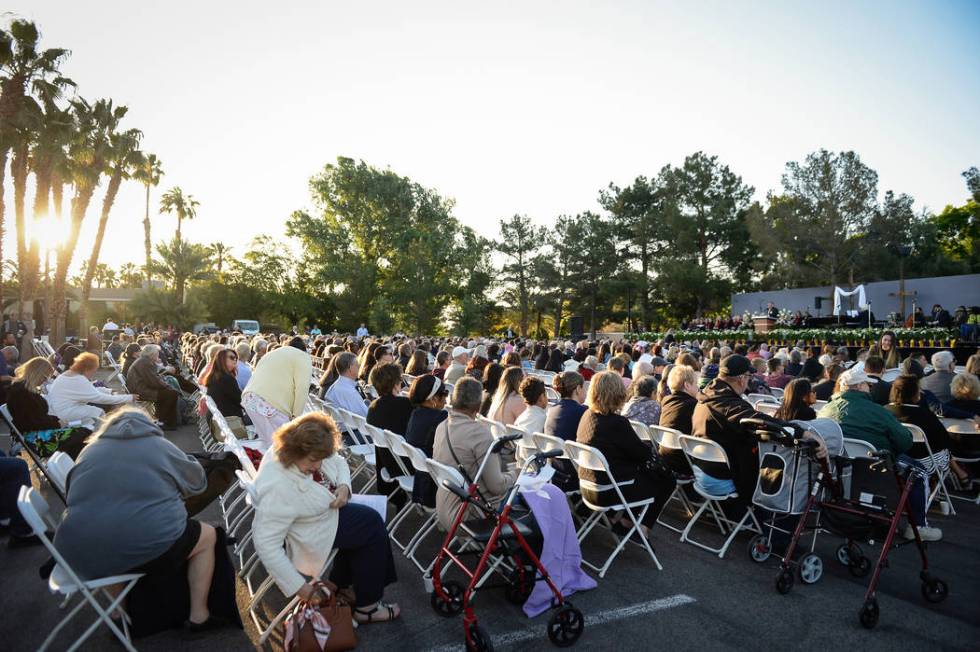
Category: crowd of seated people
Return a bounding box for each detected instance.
[5,322,979,648]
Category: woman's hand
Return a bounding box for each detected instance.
[297,582,323,605]
[330,484,351,509]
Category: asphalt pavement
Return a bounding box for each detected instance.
[2,395,978,652]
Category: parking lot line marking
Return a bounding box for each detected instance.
[428,593,697,651]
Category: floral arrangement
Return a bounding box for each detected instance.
[636,327,957,346]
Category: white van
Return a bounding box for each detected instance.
[231,319,260,336]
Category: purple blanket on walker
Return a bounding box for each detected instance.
[520,482,596,617]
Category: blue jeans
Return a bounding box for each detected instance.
[328,503,397,607]
[0,452,32,537]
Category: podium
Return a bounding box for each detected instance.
[752,315,777,334]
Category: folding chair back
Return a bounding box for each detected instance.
[402,441,430,473]
[237,469,259,506]
[903,420,954,514]
[545,386,561,403]
[424,458,467,494]
[1,403,67,504]
[629,420,653,444]
[18,484,55,534]
[532,432,568,459]
[841,437,878,460]
[649,424,684,449]
[769,387,784,399]
[748,393,778,406]
[756,402,779,417]
[46,452,75,496]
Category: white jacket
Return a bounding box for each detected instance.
[252,449,352,597]
[46,372,134,427]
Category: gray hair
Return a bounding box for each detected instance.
[235,342,251,360]
[451,376,483,412]
[931,350,955,371]
[2,345,19,362]
[139,344,161,359]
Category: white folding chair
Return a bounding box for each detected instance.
[564,441,663,577]
[46,452,75,497]
[748,393,778,407]
[903,421,955,516]
[18,487,142,652]
[629,420,654,444]
[769,386,784,399]
[647,425,698,534]
[756,402,779,417]
[398,442,441,572]
[678,435,762,558]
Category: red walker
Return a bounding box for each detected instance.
[428,434,585,651]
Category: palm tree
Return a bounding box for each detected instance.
[152,237,212,304]
[77,112,140,332]
[210,242,231,274]
[93,263,116,288]
[50,97,115,343]
[118,262,142,288]
[0,19,72,352]
[159,186,198,242]
[133,152,162,285]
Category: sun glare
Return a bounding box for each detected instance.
[30,214,69,250]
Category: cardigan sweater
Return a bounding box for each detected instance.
[252,449,352,597]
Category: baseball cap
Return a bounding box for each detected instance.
[900,357,924,379]
[452,346,471,359]
[838,368,878,387]
[720,354,753,376]
[650,356,668,368]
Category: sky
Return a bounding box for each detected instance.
[6,0,980,272]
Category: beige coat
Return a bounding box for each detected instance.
[433,410,517,529]
[252,449,352,597]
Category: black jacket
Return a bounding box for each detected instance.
[367,395,415,498]
[886,403,950,459]
[206,372,244,419]
[691,378,783,499]
[659,392,697,435]
[812,379,836,402]
[405,406,448,507]
[867,377,892,405]
[7,381,61,432]
[575,410,652,485]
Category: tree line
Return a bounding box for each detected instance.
[286,154,978,337]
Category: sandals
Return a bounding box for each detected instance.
[353,601,400,624]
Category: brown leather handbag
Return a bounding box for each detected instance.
[284,580,357,652]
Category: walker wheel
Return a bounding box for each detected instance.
[798,553,823,584]
[504,564,535,605]
[748,535,771,563]
[775,569,794,595]
[859,598,879,629]
[547,604,584,647]
[431,580,464,617]
[466,623,493,652]
[848,555,871,578]
[921,578,949,604]
[836,544,851,565]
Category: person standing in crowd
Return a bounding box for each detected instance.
[242,344,314,447]
[356,323,369,338]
